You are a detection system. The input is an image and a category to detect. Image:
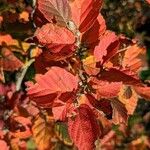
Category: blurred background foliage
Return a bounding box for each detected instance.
[0,0,150,149]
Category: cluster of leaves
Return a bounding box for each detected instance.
[0,0,150,150]
[102,0,150,81]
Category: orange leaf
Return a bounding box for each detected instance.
[0,33,15,46]
[32,115,54,150]
[82,55,100,75]
[0,48,23,71]
[134,85,150,100]
[119,86,138,115]
[19,11,29,22]
[122,44,147,73]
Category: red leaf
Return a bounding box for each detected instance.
[52,100,69,121]
[27,67,79,107]
[52,92,75,121]
[86,94,113,117]
[81,14,106,47]
[94,31,119,63]
[100,68,141,86]
[37,0,71,26]
[69,0,103,32]
[0,48,23,71]
[35,23,76,53]
[68,104,100,150]
[33,9,49,27]
[89,77,122,99]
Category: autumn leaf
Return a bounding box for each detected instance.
[89,77,122,99]
[86,94,113,117]
[82,55,100,76]
[32,115,54,150]
[9,116,32,139]
[37,0,71,26]
[122,44,147,73]
[111,98,128,124]
[69,0,103,32]
[55,123,73,146]
[119,86,138,115]
[27,67,79,107]
[99,68,141,86]
[81,14,106,47]
[0,48,23,71]
[133,85,150,100]
[94,31,119,63]
[68,104,100,150]
[0,33,15,45]
[52,92,76,121]
[35,23,76,53]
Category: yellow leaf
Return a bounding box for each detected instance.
[82,55,100,75]
[119,85,138,115]
[32,115,54,150]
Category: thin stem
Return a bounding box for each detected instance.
[16,59,35,91]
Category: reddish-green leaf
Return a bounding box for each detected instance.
[37,0,71,26]
[35,23,76,53]
[68,104,100,150]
